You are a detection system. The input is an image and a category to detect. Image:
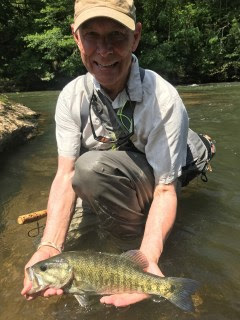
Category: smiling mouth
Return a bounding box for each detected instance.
[95,61,118,69]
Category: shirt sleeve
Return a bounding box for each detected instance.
[145,94,189,185]
[55,88,81,158]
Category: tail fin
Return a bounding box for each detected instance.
[160,277,200,312]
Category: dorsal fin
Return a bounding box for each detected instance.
[121,250,149,270]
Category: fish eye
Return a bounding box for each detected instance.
[40,264,47,272]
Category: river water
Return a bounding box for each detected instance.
[0,83,239,320]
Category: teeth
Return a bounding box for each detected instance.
[98,63,115,68]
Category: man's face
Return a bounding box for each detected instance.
[73,17,141,97]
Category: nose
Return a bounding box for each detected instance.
[96,37,113,57]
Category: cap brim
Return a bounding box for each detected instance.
[74,7,135,32]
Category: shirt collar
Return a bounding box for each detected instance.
[126,54,143,103]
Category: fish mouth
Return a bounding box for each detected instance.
[26,267,48,294]
[26,266,34,282]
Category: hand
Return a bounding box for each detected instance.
[21,246,63,300]
[100,261,164,307]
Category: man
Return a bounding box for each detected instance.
[21,0,210,307]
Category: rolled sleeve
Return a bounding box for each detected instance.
[55,90,81,158]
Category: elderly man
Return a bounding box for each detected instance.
[22,0,214,307]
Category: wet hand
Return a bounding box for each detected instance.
[21,246,63,300]
[100,261,164,307]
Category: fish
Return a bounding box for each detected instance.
[26,250,199,312]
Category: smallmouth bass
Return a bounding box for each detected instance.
[27,250,199,311]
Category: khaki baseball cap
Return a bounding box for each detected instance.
[74,0,136,32]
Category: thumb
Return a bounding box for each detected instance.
[21,279,32,296]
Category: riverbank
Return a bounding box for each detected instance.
[0,94,40,153]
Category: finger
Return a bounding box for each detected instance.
[158,271,164,277]
[42,288,63,297]
[100,293,149,307]
[100,293,148,307]
[150,268,164,277]
[21,280,32,296]
[56,289,64,296]
[43,288,58,297]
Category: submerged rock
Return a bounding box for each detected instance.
[0,95,40,153]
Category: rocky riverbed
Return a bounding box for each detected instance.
[0,95,40,153]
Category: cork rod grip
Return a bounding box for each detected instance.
[17,209,47,225]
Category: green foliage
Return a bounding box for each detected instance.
[0,0,239,91]
[136,0,240,83]
[0,0,84,90]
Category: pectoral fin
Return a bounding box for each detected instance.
[74,294,91,307]
[67,280,96,294]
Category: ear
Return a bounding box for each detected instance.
[132,22,142,52]
[71,24,81,48]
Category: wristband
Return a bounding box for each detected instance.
[37,241,63,253]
